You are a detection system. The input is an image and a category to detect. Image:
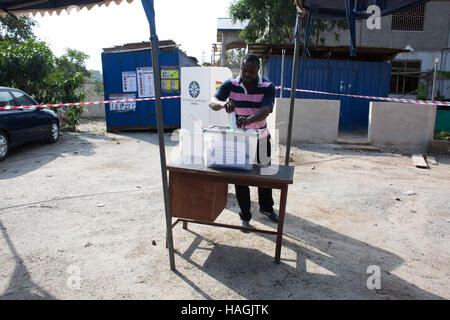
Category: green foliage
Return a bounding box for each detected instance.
[226,48,246,65]
[434,130,450,141]
[0,16,89,131]
[93,81,104,96]
[42,59,88,131]
[229,0,348,44]
[0,39,55,97]
[437,70,450,80]
[0,15,36,44]
[416,82,427,100]
[229,0,297,43]
[56,48,90,79]
[86,70,104,96]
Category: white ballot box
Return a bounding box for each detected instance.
[203,126,259,171]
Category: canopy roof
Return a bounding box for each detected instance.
[0,0,134,17]
[1,0,431,18]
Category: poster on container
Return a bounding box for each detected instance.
[161,66,180,93]
[109,94,136,112]
[136,67,155,98]
[122,71,137,92]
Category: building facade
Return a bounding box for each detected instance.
[322,0,450,99]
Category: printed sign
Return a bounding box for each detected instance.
[137,67,155,98]
[109,94,136,112]
[122,71,137,92]
[161,69,179,79]
[162,79,179,91]
[161,66,180,93]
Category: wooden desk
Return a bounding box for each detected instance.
[167,163,294,264]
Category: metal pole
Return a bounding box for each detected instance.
[141,0,175,271]
[438,49,444,96]
[280,49,286,98]
[432,57,438,100]
[285,11,301,166]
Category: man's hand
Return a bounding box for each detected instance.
[209,97,235,112]
[237,115,251,128]
[224,99,235,113]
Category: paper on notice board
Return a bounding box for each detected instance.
[137,67,155,98]
[122,71,137,92]
[109,94,136,112]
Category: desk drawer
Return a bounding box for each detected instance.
[169,171,228,223]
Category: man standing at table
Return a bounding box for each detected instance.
[209,53,278,229]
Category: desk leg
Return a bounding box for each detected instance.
[183,221,188,230]
[275,185,288,264]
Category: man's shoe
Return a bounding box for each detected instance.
[259,208,279,223]
[240,220,253,232]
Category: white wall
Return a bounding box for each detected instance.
[368,101,436,153]
[268,98,340,144]
[81,98,105,118]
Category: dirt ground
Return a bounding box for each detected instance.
[0,118,449,300]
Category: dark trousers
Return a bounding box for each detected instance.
[236,137,274,221]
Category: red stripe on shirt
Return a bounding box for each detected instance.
[229,92,264,103]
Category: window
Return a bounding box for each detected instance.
[391,4,425,31]
[11,90,36,106]
[389,60,421,95]
[0,91,16,108]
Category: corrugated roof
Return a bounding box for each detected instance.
[102,40,177,53]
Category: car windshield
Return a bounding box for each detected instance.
[0,91,15,108]
[11,90,37,107]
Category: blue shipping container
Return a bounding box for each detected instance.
[102,47,192,132]
[262,57,392,132]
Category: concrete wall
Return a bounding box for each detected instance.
[81,96,105,118]
[368,101,436,152]
[81,81,105,118]
[268,98,340,144]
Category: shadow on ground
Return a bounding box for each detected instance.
[0,132,96,180]
[169,191,444,300]
[0,220,55,299]
[172,214,444,300]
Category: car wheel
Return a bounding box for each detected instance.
[47,120,59,143]
[0,132,9,162]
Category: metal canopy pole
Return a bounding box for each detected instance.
[285,9,302,166]
[280,49,285,98]
[141,0,175,270]
[345,0,357,56]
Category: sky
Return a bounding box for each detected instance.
[32,0,235,72]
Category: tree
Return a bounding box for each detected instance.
[56,48,90,79]
[0,15,36,44]
[38,48,90,131]
[0,16,90,130]
[0,39,55,97]
[229,0,348,45]
[226,48,246,66]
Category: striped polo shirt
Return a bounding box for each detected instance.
[214,75,275,138]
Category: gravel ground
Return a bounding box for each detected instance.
[0,118,449,300]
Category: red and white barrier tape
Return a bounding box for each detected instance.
[2,88,448,110]
[276,86,450,107]
[0,95,181,110]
